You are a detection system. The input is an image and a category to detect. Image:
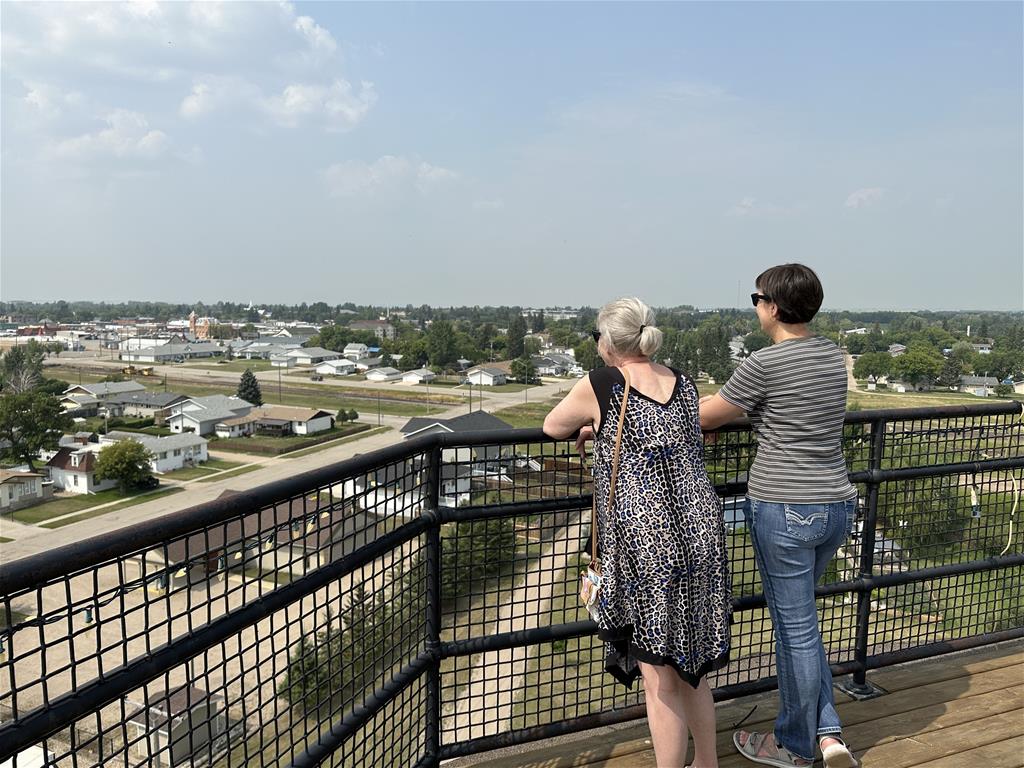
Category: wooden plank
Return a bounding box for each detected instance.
[467,644,1023,768]
[907,735,1024,768]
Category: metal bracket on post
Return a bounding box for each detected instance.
[836,677,887,700]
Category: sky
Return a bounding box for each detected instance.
[1,1,1022,311]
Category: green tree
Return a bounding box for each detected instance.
[94,439,155,494]
[743,330,771,355]
[853,352,892,380]
[0,390,73,469]
[237,369,263,406]
[347,409,359,422]
[511,356,537,384]
[994,383,1013,397]
[531,311,546,333]
[426,318,458,371]
[893,347,944,386]
[936,356,963,389]
[524,337,542,356]
[0,341,46,393]
[573,337,602,372]
[336,409,349,424]
[507,313,527,359]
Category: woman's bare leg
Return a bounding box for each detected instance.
[679,677,719,767]
[641,662,690,767]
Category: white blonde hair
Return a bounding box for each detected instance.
[597,297,662,357]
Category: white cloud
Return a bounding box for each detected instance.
[293,15,337,58]
[845,187,885,209]
[323,156,459,198]
[726,196,798,218]
[728,197,758,216]
[22,81,84,118]
[52,110,169,159]
[262,79,377,131]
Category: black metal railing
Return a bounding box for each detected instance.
[0,402,1021,767]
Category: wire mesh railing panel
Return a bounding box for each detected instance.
[2,404,1021,767]
[0,449,432,768]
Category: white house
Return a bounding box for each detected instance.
[101,432,209,474]
[126,685,227,768]
[287,347,340,366]
[402,368,436,385]
[365,367,402,382]
[214,405,334,438]
[888,344,908,357]
[167,396,253,436]
[465,367,508,386]
[270,355,295,368]
[959,375,999,397]
[343,343,369,361]
[63,381,146,401]
[45,447,118,494]
[0,470,51,512]
[316,358,357,376]
[354,357,382,372]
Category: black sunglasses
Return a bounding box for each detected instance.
[591,330,601,343]
[750,292,772,307]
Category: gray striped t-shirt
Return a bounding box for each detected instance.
[718,335,857,504]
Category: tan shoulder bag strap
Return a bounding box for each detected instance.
[591,367,632,565]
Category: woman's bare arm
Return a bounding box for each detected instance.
[543,375,600,439]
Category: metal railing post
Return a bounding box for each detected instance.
[844,416,887,698]
[423,443,443,767]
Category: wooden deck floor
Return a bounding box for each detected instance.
[465,640,1024,768]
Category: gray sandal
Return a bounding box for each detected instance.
[733,731,814,767]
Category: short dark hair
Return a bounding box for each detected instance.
[755,263,823,324]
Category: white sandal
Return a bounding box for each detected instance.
[820,736,858,768]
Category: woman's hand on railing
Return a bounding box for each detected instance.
[575,426,595,459]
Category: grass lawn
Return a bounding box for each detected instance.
[196,465,262,483]
[11,488,143,524]
[39,487,185,529]
[208,424,372,455]
[847,388,1021,410]
[493,399,562,428]
[183,359,274,372]
[204,458,244,470]
[283,425,392,458]
[163,465,220,481]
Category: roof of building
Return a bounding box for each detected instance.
[62,394,101,406]
[355,357,382,366]
[287,346,339,358]
[105,391,188,408]
[46,447,98,473]
[319,358,356,367]
[403,368,435,377]
[400,410,513,436]
[960,375,1000,386]
[171,395,252,424]
[65,381,146,397]
[0,470,44,484]
[103,431,208,452]
[467,366,507,377]
[343,342,369,350]
[126,684,224,731]
[218,405,333,427]
[367,367,401,376]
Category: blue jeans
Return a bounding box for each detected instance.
[744,497,856,761]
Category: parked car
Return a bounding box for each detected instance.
[310,374,324,381]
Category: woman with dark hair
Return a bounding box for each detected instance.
[545,297,731,768]
[700,264,859,768]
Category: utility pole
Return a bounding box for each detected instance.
[377,391,381,426]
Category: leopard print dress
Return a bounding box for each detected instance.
[590,366,731,688]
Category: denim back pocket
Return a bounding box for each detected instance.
[783,503,831,542]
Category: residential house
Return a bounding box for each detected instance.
[167,396,253,436]
[402,368,436,385]
[122,343,222,364]
[343,343,369,361]
[365,367,402,382]
[64,381,146,401]
[316,358,357,376]
[214,405,334,439]
[355,357,382,372]
[126,685,227,768]
[270,355,295,368]
[46,447,118,494]
[400,411,514,463]
[971,343,993,355]
[234,341,300,360]
[465,366,508,386]
[348,320,396,341]
[60,393,101,418]
[1012,380,1024,395]
[101,432,209,474]
[887,344,908,357]
[959,375,1000,397]
[105,392,189,424]
[286,347,341,366]
[0,470,51,512]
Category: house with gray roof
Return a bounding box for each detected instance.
[102,431,209,474]
[286,347,341,366]
[64,381,146,400]
[105,391,189,422]
[166,396,253,436]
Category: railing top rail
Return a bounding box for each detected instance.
[1,400,1019,593]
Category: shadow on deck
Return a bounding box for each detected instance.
[460,640,1024,768]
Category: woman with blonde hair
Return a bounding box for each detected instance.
[545,297,731,768]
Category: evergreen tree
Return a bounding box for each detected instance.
[237,369,263,406]
[426,318,458,371]
[507,313,527,359]
[531,311,546,333]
